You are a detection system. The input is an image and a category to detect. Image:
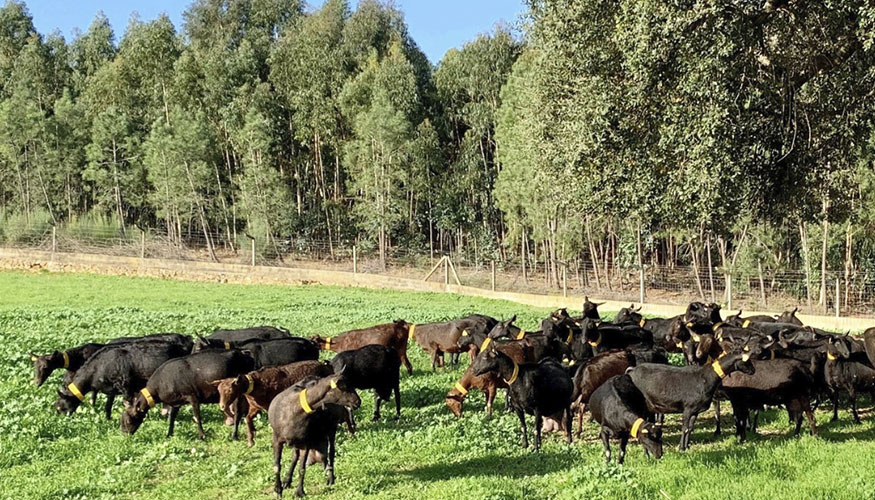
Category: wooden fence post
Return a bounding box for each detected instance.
[638,266,645,305]
[562,265,567,297]
[444,257,449,286]
[140,230,146,259]
[251,239,256,267]
[491,260,496,291]
[51,226,57,255]
[727,273,733,311]
[353,246,358,274]
[835,275,840,318]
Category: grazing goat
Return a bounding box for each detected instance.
[55,341,190,419]
[311,320,413,375]
[31,342,105,387]
[571,350,636,438]
[627,347,758,450]
[213,360,336,446]
[589,374,663,463]
[121,350,256,439]
[472,350,573,451]
[268,374,361,498]
[410,314,496,370]
[330,344,401,421]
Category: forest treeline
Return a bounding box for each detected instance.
[2,0,875,302]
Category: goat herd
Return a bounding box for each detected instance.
[29,298,875,497]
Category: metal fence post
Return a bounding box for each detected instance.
[140,230,146,259]
[444,257,449,286]
[251,239,256,267]
[353,246,358,274]
[491,260,496,291]
[835,275,840,318]
[51,226,57,255]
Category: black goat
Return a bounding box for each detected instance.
[55,341,190,419]
[121,350,256,439]
[472,349,573,451]
[627,347,758,450]
[329,344,401,421]
[268,374,361,498]
[722,358,817,442]
[589,374,663,463]
[820,336,875,424]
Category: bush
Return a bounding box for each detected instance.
[0,209,53,244]
[62,212,128,245]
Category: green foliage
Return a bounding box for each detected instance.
[1,271,875,499]
[61,210,126,244]
[0,207,51,243]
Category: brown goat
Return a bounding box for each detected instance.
[446,341,535,417]
[411,316,494,370]
[572,350,636,438]
[311,320,413,375]
[445,365,506,417]
[213,360,336,446]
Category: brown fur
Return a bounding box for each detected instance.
[311,320,413,375]
[572,350,636,438]
[213,360,334,446]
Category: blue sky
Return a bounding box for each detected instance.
[25,0,526,63]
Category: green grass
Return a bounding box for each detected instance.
[1,270,874,499]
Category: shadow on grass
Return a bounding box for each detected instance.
[403,450,570,481]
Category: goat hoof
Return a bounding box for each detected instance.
[295,487,306,498]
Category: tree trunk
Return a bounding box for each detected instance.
[799,222,812,308]
[585,217,602,291]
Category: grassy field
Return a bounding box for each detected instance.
[1,270,874,500]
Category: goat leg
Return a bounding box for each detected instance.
[713,400,721,436]
[273,440,285,498]
[564,406,573,444]
[282,448,300,490]
[534,411,543,452]
[831,390,840,422]
[599,427,611,462]
[167,406,180,438]
[393,384,401,421]
[326,432,336,486]
[296,448,309,498]
[104,393,116,420]
[373,390,382,421]
[189,396,205,440]
[618,434,629,465]
[517,410,529,448]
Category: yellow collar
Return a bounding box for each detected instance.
[639,318,646,328]
[588,333,602,347]
[769,349,775,360]
[224,341,231,350]
[712,322,724,332]
[140,387,156,408]
[504,362,519,385]
[62,351,70,369]
[454,381,468,395]
[691,333,701,342]
[516,329,526,340]
[826,351,837,361]
[566,330,574,344]
[244,375,255,395]
[299,389,314,413]
[322,339,333,350]
[631,417,645,439]
[711,360,726,379]
[68,382,85,401]
[675,340,684,349]
[480,338,492,351]
[741,319,751,328]
[409,324,417,340]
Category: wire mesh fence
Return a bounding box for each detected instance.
[3,223,875,318]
